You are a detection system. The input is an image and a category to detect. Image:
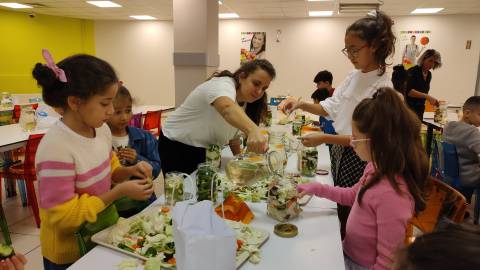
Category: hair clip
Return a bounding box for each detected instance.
[42,49,67,83]
[367,10,378,18]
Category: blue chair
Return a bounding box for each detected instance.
[441,141,461,188]
[441,141,479,224]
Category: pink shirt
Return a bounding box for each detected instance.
[318,163,414,270]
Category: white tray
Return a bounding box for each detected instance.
[91,214,269,269]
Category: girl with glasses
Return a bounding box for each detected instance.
[298,88,429,270]
[280,10,396,239]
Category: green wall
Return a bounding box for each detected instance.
[0,10,95,93]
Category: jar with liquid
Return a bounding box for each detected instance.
[19,107,37,131]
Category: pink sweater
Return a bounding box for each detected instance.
[318,163,414,270]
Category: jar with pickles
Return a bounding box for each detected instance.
[206,144,221,168]
[267,176,302,222]
[164,172,196,206]
[300,147,318,176]
[196,162,218,202]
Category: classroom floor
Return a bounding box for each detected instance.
[0,177,164,270]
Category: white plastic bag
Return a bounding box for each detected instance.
[172,200,236,270]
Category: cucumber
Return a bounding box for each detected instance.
[0,244,13,259]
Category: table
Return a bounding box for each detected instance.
[0,124,47,152]
[0,105,175,153]
[132,105,175,115]
[421,112,459,157]
[68,144,345,270]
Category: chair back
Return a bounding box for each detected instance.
[23,134,44,178]
[13,105,21,122]
[129,113,143,128]
[405,178,467,243]
[441,141,460,187]
[143,110,161,135]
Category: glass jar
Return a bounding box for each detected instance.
[265,108,272,127]
[164,172,195,206]
[0,92,13,110]
[206,144,221,168]
[267,176,302,222]
[300,147,318,176]
[196,162,218,202]
[292,120,303,136]
[434,101,447,124]
[19,106,36,132]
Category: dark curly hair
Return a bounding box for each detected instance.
[346,11,396,75]
[210,59,276,125]
[32,54,118,110]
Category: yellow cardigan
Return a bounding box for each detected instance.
[40,154,121,264]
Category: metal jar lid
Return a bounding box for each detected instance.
[274,223,298,238]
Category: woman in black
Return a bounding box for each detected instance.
[406,49,442,119]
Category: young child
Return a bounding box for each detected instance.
[313,70,335,98]
[107,85,161,178]
[0,254,27,270]
[107,85,161,217]
[32,50,154,270]
[311,88,329,104]
[443,96,480,203]
[298,88,429,270]
[392,223,480,270]
[281,10,396,238]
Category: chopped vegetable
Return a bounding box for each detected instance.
[117,258,139,270]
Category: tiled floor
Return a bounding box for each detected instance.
[1,177,164,270]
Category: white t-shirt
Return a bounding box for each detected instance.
[112,135,129,150]
[320,69,392,135]
[163,77,240,148]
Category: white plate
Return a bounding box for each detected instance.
[91,214,269,269]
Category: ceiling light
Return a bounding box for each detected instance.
[86,1,121,8]
[130,15,157,20]
[411,8,444,14]
[0,2,32,8]
[218,1,222,4]
[339,3,380,14]
[309,10,333,17]
[219,13,239,19]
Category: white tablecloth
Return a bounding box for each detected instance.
[68,144,345,270]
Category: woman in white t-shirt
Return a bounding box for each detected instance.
[159,59,276,174]
[280,11,396,242]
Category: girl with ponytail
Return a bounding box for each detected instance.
[280,10,397,238]
[298,88,429,270]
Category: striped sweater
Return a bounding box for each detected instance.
[35,121,115,264]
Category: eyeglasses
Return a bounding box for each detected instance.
[341,45,368,58]
[350,136,370,148]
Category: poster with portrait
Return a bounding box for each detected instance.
[399,30,432,69]
[240,32,266,64]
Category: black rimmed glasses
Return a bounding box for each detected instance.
[341,44,368,58]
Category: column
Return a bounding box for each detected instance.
[173,0,219,106]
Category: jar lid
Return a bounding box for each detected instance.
[274,223,298,238]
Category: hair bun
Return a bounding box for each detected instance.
[32,63,58,88]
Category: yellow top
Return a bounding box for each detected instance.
[40,154,120,264]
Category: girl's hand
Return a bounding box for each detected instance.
[130,161,153,179]
[300,133,326,147]
[246,128,268,154]
[0,254,27,270]
[297,183,324,197]
[279,97,301,115]
[117,179,154,201]
[119,147,137,163]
